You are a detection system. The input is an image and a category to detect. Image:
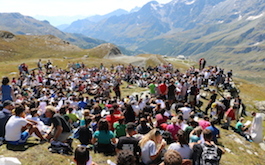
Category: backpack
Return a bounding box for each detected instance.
[48,141,73,155]
[200,143,220,165]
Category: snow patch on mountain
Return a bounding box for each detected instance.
[246,13,264,21]
[151,3,163,11]
[185,0,196,5]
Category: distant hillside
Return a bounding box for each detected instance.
[0,13,106,49]
[0,31,84,61]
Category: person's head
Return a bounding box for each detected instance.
[139,129,162,147]
[171,116,178,124]
[163,150,182,165]
[98,119,109,132]
[126,122,137,135]
[239,117,244,122]
[203,116,210,121]
[2,77,10,85]
[193,126,203,136]
[116,150,136,165]
[74,146,90,165]
[203,129,213,141]
[112,103,119,109]
[68,107,74,113]
[3,100,15,111]
[14,103,25,117]
[176,130,188,146]
[109,108,114,115]
[251,111,256,117]
[45,105,56,118]
[30,108,38,117]
[177,115,184,123]
[83,109,90,117]
[211,103,217,109]
[140,118,147,126]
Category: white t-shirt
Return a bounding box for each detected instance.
[132,104,141,116]
[5,116,28,141]
[141,140,157,164]
[179,107,192,120]
[168,143,192,159]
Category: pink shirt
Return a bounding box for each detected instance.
[166,124,181,140]
[199,120,210,129]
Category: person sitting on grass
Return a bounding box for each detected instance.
[5,103,46,145]
[235,117,252,142]
[78,118,93,146]
[92,118,116,155]
[74,145,98,165]
[45,106,72,142]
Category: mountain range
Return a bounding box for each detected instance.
[62,0,265,73]
[1,0,265,76]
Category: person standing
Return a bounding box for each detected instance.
[158,81,168,100]
[250,111,263,143]
[167,80,176,106]
[0,77,16,102]
[148,81,156,97]
[37,59,42,71]
[205,90,217,115]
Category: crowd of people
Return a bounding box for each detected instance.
[0,58,263,165]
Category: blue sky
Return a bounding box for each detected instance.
[1,0,172,17]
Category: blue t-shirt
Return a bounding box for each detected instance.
[1,85,12,102]
[206,126,220,143]
[93,130,114,144]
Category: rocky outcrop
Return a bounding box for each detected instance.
[0,31,15,39]
[100,43,122,58]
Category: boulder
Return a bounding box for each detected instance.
[0,31,15,39]
[255,101,265,111]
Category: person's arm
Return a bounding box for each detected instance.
[150,140,166,160]
[53,125,63,141]
[11,86,16,102]
[26,119,38,125]
[91,137,97,144]
[111,137,116,144]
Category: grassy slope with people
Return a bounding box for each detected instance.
[0,55,265,164]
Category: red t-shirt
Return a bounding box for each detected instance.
[106,115,120,131]
[159,83,167,95]
[225,108,236,120]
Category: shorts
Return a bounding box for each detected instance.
[7,131,30,145]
